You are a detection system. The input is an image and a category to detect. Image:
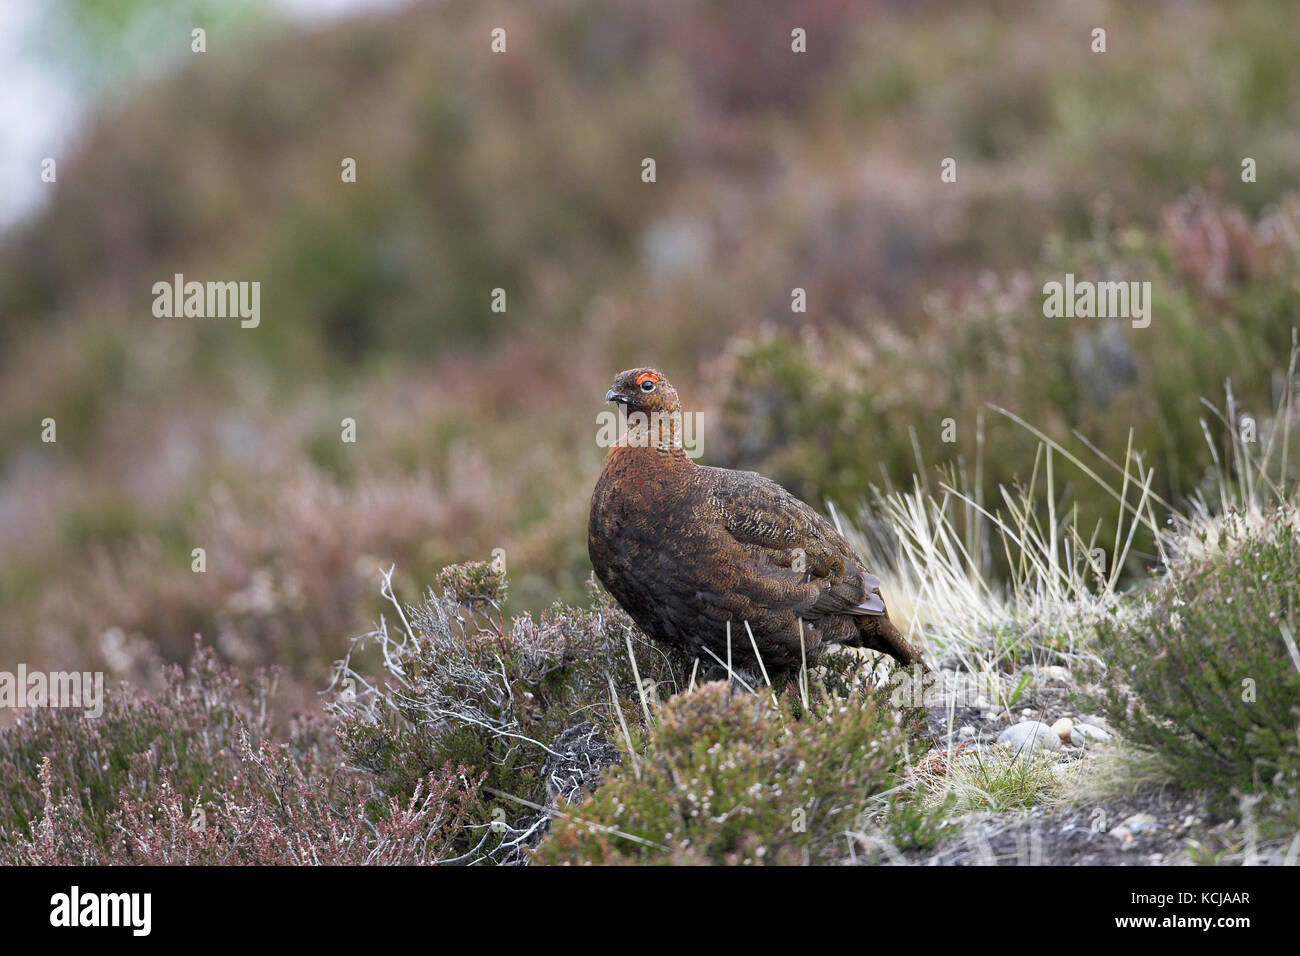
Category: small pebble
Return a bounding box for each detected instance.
[1051,717,1074,742]
[1077,713,1112,732]
[1120,813,1159,834]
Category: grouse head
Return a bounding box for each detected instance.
[604,368,681,416]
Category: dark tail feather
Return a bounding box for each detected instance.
[859,615,929,672]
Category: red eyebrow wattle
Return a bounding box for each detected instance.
[635,372,659,385]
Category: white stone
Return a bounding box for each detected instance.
[1070,723,1112,748]
[996,720,1062,752]
[1120,813,1159,834]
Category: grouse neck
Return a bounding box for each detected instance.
[618,407,686,454]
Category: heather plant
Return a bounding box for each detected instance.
[0,641,281,858]
[534,673,921,866]
[330,562,691,864]
[1070,330,1300,834]
[0,642,481,864]
[27,467,470,686]
[1081,508,1300,833]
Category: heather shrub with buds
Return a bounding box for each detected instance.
[0,642,481,864]
[1082,507,1300,832]
[535,674,920,865]
[331,563,691,863]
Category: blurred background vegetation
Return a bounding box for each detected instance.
[2,0,1299,702]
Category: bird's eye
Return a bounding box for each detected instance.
[640,380,656,392]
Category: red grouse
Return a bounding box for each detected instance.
[588,368,923,676]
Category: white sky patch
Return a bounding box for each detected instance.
[0,0,416,231]
[0,0,79,228]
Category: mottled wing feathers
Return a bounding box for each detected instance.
[700,466,887,622]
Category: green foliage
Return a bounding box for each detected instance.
[434,559,509,605]
[938,748,1062,815]
[1081,508,1300,832]
[535,672,920,866]
[879,790,956,853]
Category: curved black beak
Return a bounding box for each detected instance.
[606,388,629,405]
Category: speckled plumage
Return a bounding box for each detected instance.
[588,367,923,673]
